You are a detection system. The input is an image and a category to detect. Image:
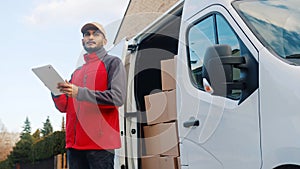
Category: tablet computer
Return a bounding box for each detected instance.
[32,64,65,96]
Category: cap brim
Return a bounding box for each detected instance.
[81,23,98,33]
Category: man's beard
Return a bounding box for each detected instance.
[83,45,102,53]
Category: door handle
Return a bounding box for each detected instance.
[183,118,200,128]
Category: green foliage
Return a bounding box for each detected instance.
[10,133,33,164]
[20,117,31,139]
[31,131,65,161]
[41,116,53,137]
[0,116,65,168]
[0,158,13,169]
[0,131,65,168]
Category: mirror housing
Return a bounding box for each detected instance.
[202,44,258,103]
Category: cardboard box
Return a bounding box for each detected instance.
[144,90,176,125]
[161,58,176,91]
[141,156,180,169]
[143,122,179,156]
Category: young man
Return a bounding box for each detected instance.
[52,22,126,169]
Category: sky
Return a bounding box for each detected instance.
[0,0,129,132]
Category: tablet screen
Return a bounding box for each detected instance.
[32,64,64,96]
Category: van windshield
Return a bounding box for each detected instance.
[233,0,300,64]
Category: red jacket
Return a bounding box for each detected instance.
[52,48,126,150]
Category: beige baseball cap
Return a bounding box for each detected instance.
[81,22,106,39]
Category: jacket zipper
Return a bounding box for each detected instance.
[73,65,88,146]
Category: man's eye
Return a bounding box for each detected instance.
[84,33,90,37]
[84,31,102,37]
[93,31,102,36]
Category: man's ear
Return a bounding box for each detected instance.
[82,39,85,46]
[103,39,107,46]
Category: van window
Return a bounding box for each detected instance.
[233,0,300,65]
[187,13,247,100]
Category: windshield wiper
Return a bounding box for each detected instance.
[286,54,300,59]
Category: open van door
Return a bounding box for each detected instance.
[108,38,128,169]
[177,2,261,169]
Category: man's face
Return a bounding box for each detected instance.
[82,29,106,53]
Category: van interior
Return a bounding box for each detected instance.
[132,8,182,163]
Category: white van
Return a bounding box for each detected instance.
[109,0,300,168]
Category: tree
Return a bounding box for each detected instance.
[0,119,20,165]
[10,117,34,164]
[0,131,19,162]
[21,117,31,139]
[32,129,41,142]
[10,133,33,164]
[0,120,9,161]
[41,116,53,137]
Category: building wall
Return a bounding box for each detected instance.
[114,0,179,44]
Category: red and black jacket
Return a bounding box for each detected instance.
[52,47,126,150]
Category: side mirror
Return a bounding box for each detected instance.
[202,45,246,99]
[202,44,258,104]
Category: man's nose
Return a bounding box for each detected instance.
[88,34,95,39]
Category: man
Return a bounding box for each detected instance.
[52,22,126,169]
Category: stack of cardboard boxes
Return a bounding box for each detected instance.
[141,58,180,169]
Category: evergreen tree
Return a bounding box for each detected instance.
[21,117,31,139]
[10,133,33,164]
[41,116,53,137]
[10,117,34,164]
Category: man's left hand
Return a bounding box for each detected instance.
[57,80,79,98]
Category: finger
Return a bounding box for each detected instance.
[67,88,73,92]
[59,88,67,93]
[58,83,67,88]
[65,80,70,84]
[60,82,73,88]
[59,85,71,91]
[57,82,64,88]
